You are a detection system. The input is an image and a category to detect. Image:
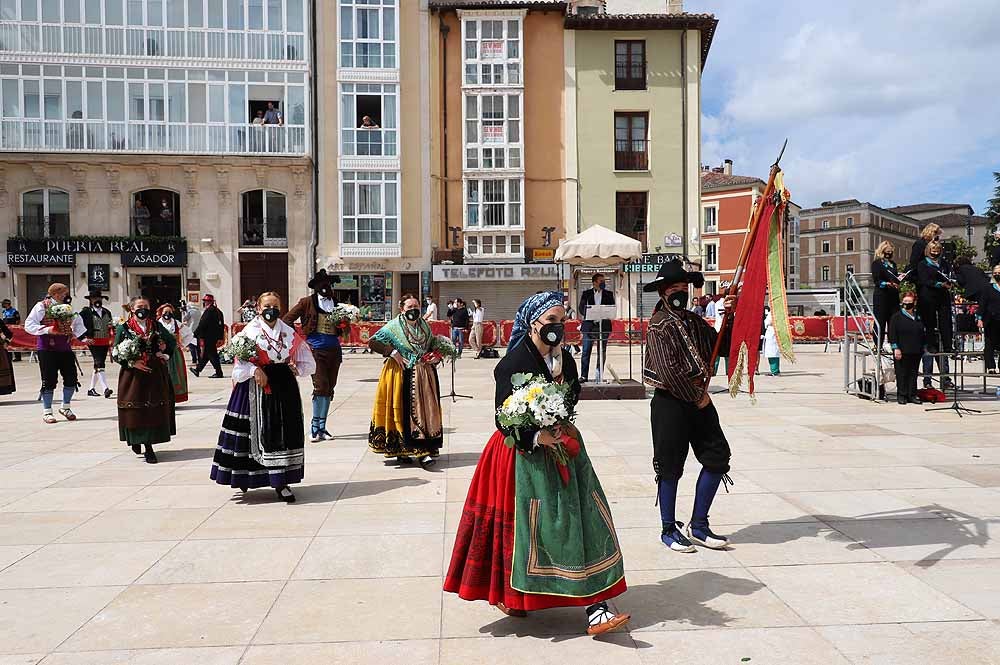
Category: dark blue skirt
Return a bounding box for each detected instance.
[210,380,305,489]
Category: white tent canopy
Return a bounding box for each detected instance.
[554,224,643,266]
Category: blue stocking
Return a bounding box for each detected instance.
[311,396,331,434]
[41,390,54,410]
[657,478,679,531]
[62,385,75,406]
[691,469,724,530]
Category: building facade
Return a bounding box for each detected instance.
[889,203,990,259]
[797,199,920,291]
[0,0,314,318]
[314,0,432,320]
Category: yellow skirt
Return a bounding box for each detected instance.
[368,360,443,458]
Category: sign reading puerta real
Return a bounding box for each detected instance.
[6,237,188,267]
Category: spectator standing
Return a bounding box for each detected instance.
[359,115,380,128]
[705,296,718,319]
[1,298,22,361]
[263,102,283,125]
[470,299,485,358]
[579,273,615,382]
[192,294,225,378]
[252,110,265,125]
[180,299,202,366]
[448,298,470,358]
[134,198,151,236]
[423,296,438,321]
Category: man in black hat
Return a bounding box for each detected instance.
[284,269,345,442]
[192,294,225,378]
[80,290,115,398]
[642,260,736,554]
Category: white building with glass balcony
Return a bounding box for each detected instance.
[0,0,314,319]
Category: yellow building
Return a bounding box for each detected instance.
[569,7,716,313]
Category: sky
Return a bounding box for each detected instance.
[685,0,1000,213]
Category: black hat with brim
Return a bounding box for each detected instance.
[641,260,705,292]
[86,290,105,300]
[308,269,341,290]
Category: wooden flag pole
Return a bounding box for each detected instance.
[702,140,788,390]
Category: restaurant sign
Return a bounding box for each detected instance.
[622,253,686,273]
[6,237,188,267]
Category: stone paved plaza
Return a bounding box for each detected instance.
[1,345,999,664]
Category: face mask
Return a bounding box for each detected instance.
[93,301,102,308]
[902,302,915,310]
[134,308,150,320]
[404,308,421,322]
[667,290,689,311]
[162,311,173,321]
[63,296,72,304]
[536,322,565,347]
[994,274,1000,282]
[318,286,333,298]
[885,253,893,259]
[596,282,605,291]
[261,307,280,322]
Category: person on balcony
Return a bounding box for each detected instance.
[359,115,380,129]
[24,283,90,424]
[283,270,345,442]
[133,199,151,236]
[251,110,266,126]
[263,102,283,125]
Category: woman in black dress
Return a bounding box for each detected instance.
[871,241,902,351]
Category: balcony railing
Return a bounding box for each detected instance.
[130,216,180,238]
[0,120,307,156]
[240,217,288,248]
[0,22,305,61]
[614,139,648,170]
[17,215,70,239]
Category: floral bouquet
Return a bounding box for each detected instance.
[325,306,358,336]
[111,336,146,368]
[497,373,580,486]
[45,302,76,336]
[220,332,258,364]
[422,335,459,365]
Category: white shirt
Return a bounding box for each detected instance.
[159,317,194,347]
[424,302,438,320]
[317,295,337,313]
[472,308,484,324]
[24,300,87,338]
[705,300,718,318]
[231,318,317,384]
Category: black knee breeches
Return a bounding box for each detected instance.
[650,389,731,481]
[38,350,79,392]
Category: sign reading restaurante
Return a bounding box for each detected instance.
[6,237,188,267]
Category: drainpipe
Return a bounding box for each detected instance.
[680,30,688,259]
[440,15,450,250]
[308,0,320,275]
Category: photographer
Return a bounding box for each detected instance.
[915,241,953,389]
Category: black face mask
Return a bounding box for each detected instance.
[994,274,1000,283]
[63,296,72,304]
[885,253,893,260]
[162,311,173,321]
[92,301,103,308]
[318,286,333,298]
[134,308,150,320]
[902,302,915,310]
[404,308,421,322]
[666,291,689,311]
[261,307,280,322]
[536,322,565,347]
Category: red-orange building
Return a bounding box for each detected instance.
[699,161,764,294]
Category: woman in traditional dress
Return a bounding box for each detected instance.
[157,303,192,403]
[114,296,176,464]
[367,294,446,469]
[444,292,630,635]
[0,318,15,396]
[210,292,315,503]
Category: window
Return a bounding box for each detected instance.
[846,237,855,251]
[462,16,521,86]
[821,219,830,230]
[464,92,520,170]
[705,280,718,296]
[615,192,647,250]
[132,188,180,236]
[340,83,397,157]
[339,0,396,69]
[822,240,830,253]
[822,265,830,281]
[19,188,69,238]
[614,40,645,90]
[240,189,286,247]
[465,178,522,229]
[466,233,521,258]
[341,171,399,246]
[703,205,718,233]
[614,112,647,170]
[705,243,718,271]
[846,216,854,227]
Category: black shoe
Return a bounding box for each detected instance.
[104,389,113,399]
[897,396,907,405]
[190,368,200,377]
[398,456,414,465]
[910,397,923,405]
[276,486,296,503]
[419,455,436,469]
[87,389,100,397]
[130,444,142,455]
[210,373,225,379]
[144,450,158,464]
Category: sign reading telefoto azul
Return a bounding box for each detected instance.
[432,264,560,281]
[6,238,187,268]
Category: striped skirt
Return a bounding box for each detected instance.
[210,379,304,489]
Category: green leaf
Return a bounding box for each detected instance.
[511,372,532,387]
[503,435,516,449]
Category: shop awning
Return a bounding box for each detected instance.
[554,224,643,267]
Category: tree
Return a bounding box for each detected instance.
[985,171,1000,262]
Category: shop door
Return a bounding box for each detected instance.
[139,275,183,312]
[25,273,73,307]
[400,273,420,300]
[239,253,289,312]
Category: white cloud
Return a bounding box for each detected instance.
[691,0,1000,210]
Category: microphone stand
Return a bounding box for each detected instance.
[441,355,473,403]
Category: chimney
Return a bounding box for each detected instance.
[569,0,605,16]
[666,0,684,13]
[723,159,733,176]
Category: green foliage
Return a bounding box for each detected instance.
[985,171,1000,260]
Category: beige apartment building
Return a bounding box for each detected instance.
[890,203,991,258]
[798,199,920,291]
[0,1,314,317]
